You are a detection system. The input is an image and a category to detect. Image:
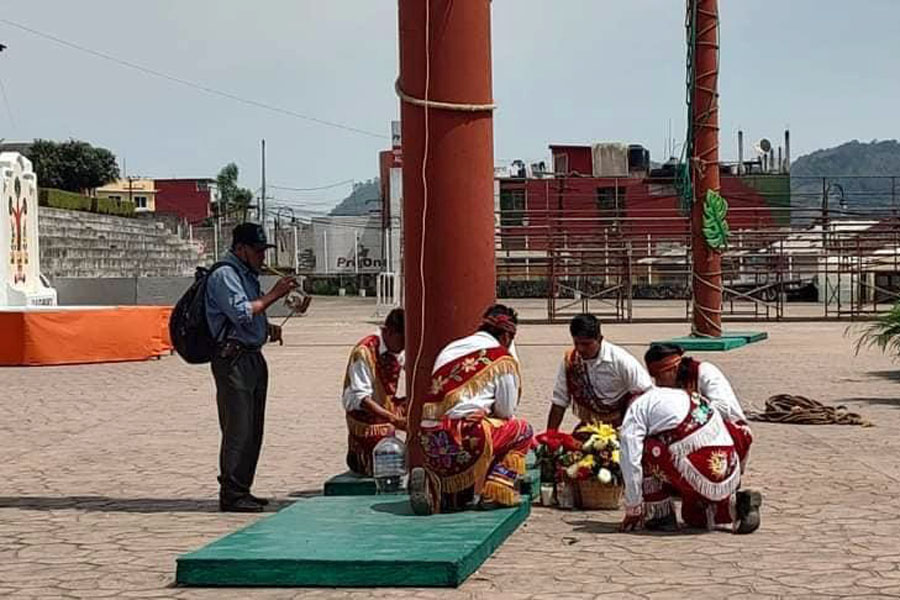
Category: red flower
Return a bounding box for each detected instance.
[536,430,581,453]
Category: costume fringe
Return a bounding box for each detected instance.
[644,498,674,519]
[674,456,742,501]
[481,480,521,507]
[668,412,729,459]
[422,357,520,420]
[346,415,393,438]
[482,451,526,506]
[425,469,443,514]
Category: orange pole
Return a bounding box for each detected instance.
[398,0,497,462]
[690,0,723,336]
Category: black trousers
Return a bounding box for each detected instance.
[211,350,268,501]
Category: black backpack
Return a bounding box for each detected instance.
[169,262,234,364]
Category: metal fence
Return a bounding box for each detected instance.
[495,176,900,322]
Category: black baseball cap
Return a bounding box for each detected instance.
[231,223,275,249]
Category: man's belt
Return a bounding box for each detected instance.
[217,340,262,359]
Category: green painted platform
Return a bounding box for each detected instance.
[324,452,541,500]
[324,471,377,496]
[653,331,767,352]
[176,495,531,588]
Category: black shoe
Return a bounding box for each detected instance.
[409,467,433,516]
[645,513,679,532]
[220,496,265,513]
[248,494,270,506]
[735,489,762,534]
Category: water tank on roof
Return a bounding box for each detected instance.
[628,145,650,174]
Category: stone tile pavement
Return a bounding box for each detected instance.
[2,297,900,599]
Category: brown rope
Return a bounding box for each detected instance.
[748,394,872,427]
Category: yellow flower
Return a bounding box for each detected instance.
[578,455,596,469]
[611,450,620,464]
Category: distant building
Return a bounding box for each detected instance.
[154,178,216,223]
[95,178,157,212]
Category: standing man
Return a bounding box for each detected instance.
[206,223,298,512]
[547,313,652,431]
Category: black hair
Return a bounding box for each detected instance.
[384,308,404,334]
[478,303,519,340]
[643,343,683,365]
[569,313,601,339]
[644,343,696,387]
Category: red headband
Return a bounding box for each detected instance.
[647,354,682,378]
[483,314,517,336]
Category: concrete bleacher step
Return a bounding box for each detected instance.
[39,207,201,278]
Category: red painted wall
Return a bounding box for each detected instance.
[549,145,593,175]
[154,179,213,223]
[500,174,782,252]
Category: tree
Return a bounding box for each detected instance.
[216,162,254,221]
[27,139,120,192]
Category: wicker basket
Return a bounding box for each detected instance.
[576,479,623,510]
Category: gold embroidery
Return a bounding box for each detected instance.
[707,450,729,480]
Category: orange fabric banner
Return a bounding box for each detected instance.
[0,306,173,366]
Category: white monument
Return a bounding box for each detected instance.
[0,152,57,307]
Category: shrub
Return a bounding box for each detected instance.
[38,188,92,211]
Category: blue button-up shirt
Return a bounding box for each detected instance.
[205,250,268,347]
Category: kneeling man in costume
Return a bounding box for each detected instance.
[644,343,752,470]
[341,308,406,476]
[410,304,534,515]
[619,386,762,533]
[547,313,652,431]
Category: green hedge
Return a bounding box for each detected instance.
[38,188,92,211]
[38,188,135,217]
[94,195,136,217]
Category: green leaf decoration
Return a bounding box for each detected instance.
[702,189,730,251]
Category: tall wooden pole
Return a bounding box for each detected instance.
[398,0,497,462]
[690,0,723,336]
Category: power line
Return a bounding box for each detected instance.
[0,18,389,140]
[269,179,355,192]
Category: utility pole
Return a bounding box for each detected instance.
[260,139,266,224]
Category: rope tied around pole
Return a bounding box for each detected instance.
[395,79,497,112]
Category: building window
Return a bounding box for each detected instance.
[595,186,624,212]
[108,195,121,202]
[499,188,527,250]
[500,189,526,227]
[196,181,209,192]
[134,196,148,209]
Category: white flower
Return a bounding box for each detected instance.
[566,463,580,479]
[597,468,612,484]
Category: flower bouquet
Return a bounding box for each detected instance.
[533,430,581,507]
[534,430,581,483]
[563,423,624,510]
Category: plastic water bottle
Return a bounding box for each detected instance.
[373,435,406,494]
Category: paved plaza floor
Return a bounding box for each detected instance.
[3,297,900,599]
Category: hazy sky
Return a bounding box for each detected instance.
[1,1,898,213]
